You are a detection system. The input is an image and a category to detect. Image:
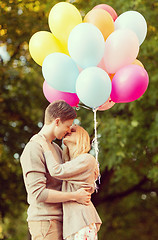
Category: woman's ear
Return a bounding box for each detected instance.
[55,118,60,126]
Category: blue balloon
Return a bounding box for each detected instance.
[42,52,79,93]
[68,23,105,69]
[76,67,112,108]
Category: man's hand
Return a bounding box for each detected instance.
[74,188,91,205]
[94,164,99,181]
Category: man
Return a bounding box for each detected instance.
[20,100,91,240]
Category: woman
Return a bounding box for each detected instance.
[39,124,102,240]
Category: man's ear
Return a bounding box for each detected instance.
[55,118,61,126]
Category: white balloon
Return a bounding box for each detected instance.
[68,23,105,69]
[114,11,147,45]
[76,67,111,108]
[42,52,79,93]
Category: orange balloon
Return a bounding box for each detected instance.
[109,73,115,81]
[97,97,115,111]
[84,8,114,41]
[132,59,144,68]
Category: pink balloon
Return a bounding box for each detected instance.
[110,65,149,103]
[77,65,83,73]
[104,29,139,74]
[93,4,118,21]
[43,81,79,107]
[97,97,115,111]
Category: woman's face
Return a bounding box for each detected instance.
[63,125,78,145]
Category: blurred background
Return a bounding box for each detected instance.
[0,0,158,239]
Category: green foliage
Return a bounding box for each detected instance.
[0,0,158,239]
[0,209,28,240]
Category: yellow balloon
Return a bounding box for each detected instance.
[29,31,63,66]
[48,2,82,45]
[60,42,70,56]
[132,59,144,68]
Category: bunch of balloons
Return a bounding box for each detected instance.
[29,2,149,110]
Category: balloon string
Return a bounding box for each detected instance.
[76,104,101,192]
[76,104,91,111]
[92,108,101,192]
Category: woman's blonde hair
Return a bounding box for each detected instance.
[63,125,91,161]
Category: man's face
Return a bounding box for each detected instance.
[54,118,74,139]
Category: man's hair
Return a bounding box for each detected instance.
[44,100,77,124]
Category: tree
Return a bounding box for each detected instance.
[0,0,158,239]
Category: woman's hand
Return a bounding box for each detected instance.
[73,188,91,205]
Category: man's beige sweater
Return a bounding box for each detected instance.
[20,135,63,221]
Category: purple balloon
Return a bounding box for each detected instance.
[110,64,149,103]
[43,81,79,107]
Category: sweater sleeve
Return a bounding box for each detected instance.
[20,141,49,203]
[44,151,96,181]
